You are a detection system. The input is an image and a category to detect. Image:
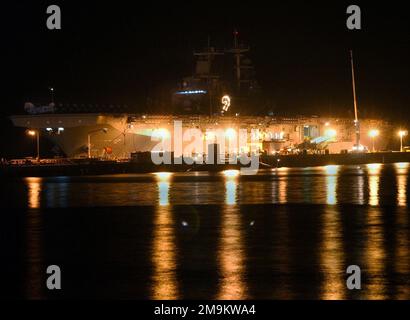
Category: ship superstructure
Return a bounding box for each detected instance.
[172,32,260,115]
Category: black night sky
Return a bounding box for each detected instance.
[1,1,410,156]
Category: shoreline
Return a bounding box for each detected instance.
[260,151,410,168]
[1,152,410,177]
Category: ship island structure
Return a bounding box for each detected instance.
[10,33,391,161]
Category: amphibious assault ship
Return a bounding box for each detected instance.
[10,34,391,159]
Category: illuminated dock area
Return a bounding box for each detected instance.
[2,152,410,177]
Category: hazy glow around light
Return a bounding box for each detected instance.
[368,129,380,138]
[225,128,236,140]
[324,129,337,138]
[27,130,36,136]
[205,131,216,141]
[152,128,170,140]
[399,130,408,137]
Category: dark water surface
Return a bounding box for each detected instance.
[1,164,410,299]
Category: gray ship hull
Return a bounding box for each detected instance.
[10,113,392,158]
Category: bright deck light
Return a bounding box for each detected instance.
[325,129,337,138]
[27,130,36,136]
[225,128,236,140]
[152,128,170,139]
[368,129,379,138]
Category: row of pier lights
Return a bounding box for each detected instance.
[25,128,409,161]
[26,128,108,161]
[367,129,408,152]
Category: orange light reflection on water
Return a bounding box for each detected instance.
[320,207,345,300]
[217,171,246,299]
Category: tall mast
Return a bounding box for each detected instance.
[193,37,223,116]
[208,35,212,116]
[234,30,241,91]
[350,50,360,149]
[226,30,250,94]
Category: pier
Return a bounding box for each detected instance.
[2,152,410,177]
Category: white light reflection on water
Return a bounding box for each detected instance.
[223,170,239,206]
[153,172,172,206]
[225,181,237,206]
[324,166,339,205]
